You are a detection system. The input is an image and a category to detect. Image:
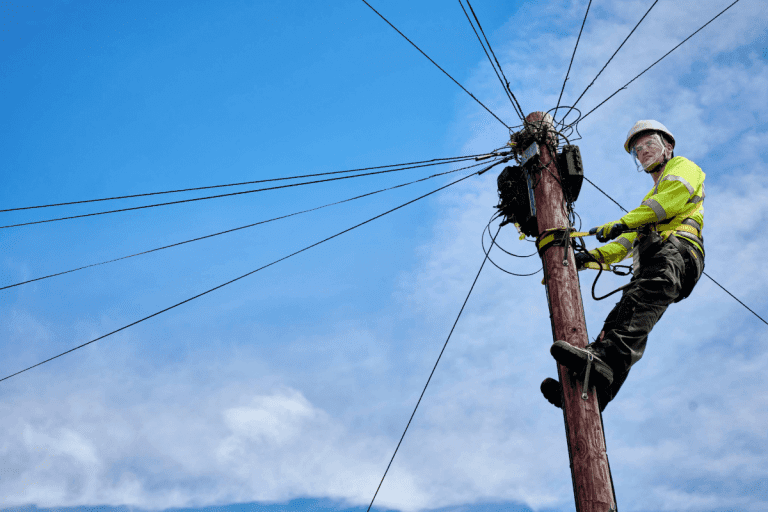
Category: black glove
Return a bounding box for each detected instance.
[589,222,628,243]
[574,252,592,270]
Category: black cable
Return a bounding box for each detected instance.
[1,157,488,230]
[484,222,536,258]
[458,1,516,112]
[482,221,542,277]
[462,0,525,120]
[0,160,497,292]
[573,0,742,125]
[0,155,488,214]
[554,0,593,117]
[360,0,511,130]
[558,0,660,126]
[704,274,768,327]
[583,177,767,327]
[365,225,500,512]
[0,167,496,385]
[583,176,628,213]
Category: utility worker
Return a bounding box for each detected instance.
[541,120,706,411]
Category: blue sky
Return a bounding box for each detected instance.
[1,1,767,512]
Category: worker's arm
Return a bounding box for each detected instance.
[619,157,705,229]
[588,232,637,265]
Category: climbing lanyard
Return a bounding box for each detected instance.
[535,227,634,300]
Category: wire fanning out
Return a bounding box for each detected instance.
[554,0,593,118]
[360,0,512,130]
[570,0,743,127]
[458,0,525,121]
[365,224,500,512]
[1,157,490,230]
[546,107,583,147]
[1,159,498,292]
[0,163,514,385]
[557,0,660,126]
[583,177,629,213]
[0,154,488,214]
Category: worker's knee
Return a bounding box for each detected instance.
[605,294,665,333]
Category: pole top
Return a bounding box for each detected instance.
[524,111,554,128]
[521,111,558,147]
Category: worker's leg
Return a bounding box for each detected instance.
[592,330,636,408]
[589,240,687,405]
[543,237,704,411]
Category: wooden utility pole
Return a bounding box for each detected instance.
[523,111,616,511]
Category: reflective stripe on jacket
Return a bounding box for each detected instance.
[589,156,705,265]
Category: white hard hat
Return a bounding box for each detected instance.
[624,120,675,153]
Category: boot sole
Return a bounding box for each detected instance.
[550,340,614,388]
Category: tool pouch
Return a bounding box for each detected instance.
[667,234,704,303]
[631,230,663,274]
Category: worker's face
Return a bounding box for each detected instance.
[632,134,663,167]
[631,133,669,172]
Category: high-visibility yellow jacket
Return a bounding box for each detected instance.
[590,156,705,265]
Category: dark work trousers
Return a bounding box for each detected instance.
[588,232,705,409]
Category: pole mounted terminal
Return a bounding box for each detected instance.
[494,112,558,238]
[494,114,584,238]
[557,145,584,203]
[495,165,537,236]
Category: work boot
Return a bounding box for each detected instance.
[550,339,614,390]
[540,376,608,412]
[540,377,562,408]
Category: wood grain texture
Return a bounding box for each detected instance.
[526,111,616,512]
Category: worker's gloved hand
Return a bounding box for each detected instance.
[574,252,592,270]
[589,222,628,243]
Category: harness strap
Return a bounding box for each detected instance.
[536,228,592,257]
[654,201,702,233]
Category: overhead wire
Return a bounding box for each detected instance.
[583,176,628,213]
[365,224,500,512]
[484,214,537,258]
[1,156,499,230]
[458,1,516,111]
[481,213,541,277]
[469,2,526,121]
[0,154,489,214]
[1,159,498,292]
[557,0,660,126]
[571,0,742,126]
[583,177,768,327]
[0,159,510,384]
[459,0,525,121]
[554,0,593,118]
[703,275,768,327]
[360,0,512,130]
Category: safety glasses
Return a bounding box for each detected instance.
[632,139,661,155]
[631,133,665,156]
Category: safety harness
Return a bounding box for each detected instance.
[535,227,633,300]
[535,201,704,301]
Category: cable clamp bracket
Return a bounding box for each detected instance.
[477,155,512,175]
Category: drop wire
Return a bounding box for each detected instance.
[360,0,511,129]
